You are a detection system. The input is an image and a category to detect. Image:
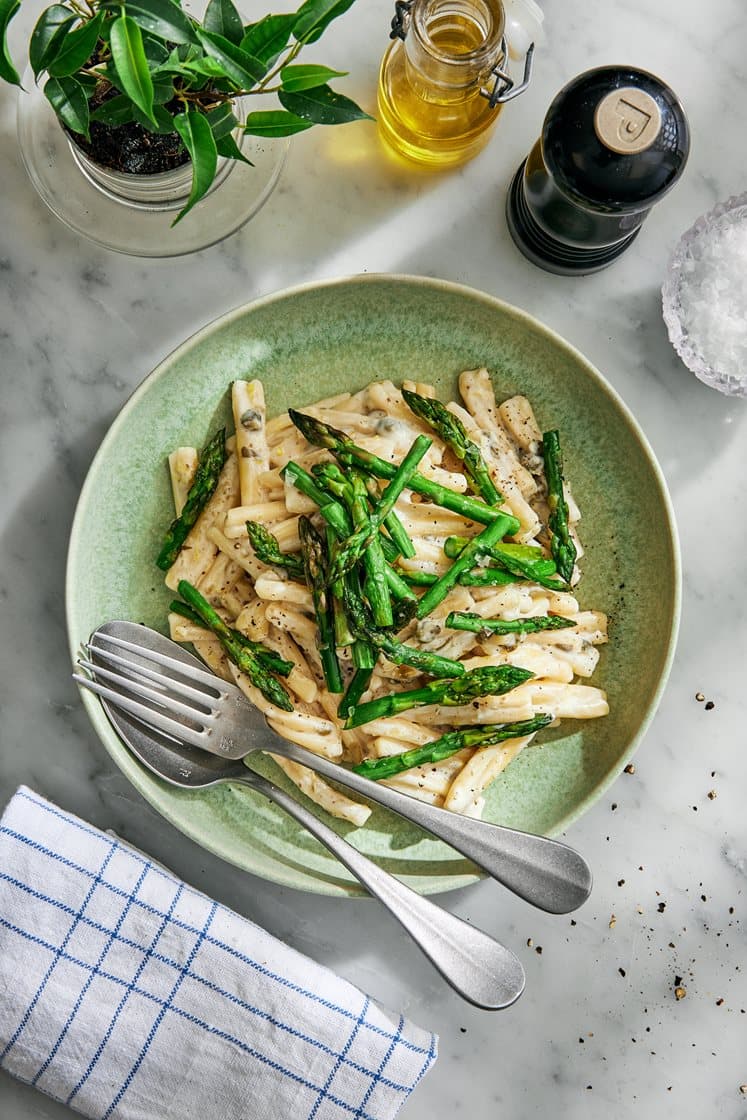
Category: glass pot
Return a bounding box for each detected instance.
[377,0,536,168]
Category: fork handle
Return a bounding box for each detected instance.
[267,743,592,915]
[229,773,524,1010]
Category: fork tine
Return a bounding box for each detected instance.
[85,645,220,709]
[89,632,223,695]
[73,674,209,750]
[77,659,218,728]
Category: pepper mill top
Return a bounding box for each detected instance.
[542,66,690,213]
[506,65,690,274]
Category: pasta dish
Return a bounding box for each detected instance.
[156,370,608,826]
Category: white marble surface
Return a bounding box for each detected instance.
[1,0,746,1117]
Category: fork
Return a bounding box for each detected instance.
[74,623,527,1009]
[76,620,591,916]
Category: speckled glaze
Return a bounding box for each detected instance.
[66,275,680,897]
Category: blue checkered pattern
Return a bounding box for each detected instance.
[0,787,437,1120]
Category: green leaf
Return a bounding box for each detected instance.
[133,100,175,132]
[292,0,355,44]
[90,92,136,125]
[0,0,20,85]
[44,74,89,137]
[196,28,266,89]
[29,5,76,78]
[110,14,155,124]
[141,32,169,66]
[46,12,104,78]
[279,83,372,125]
[151,73,175,102]
[205,101,237,139]
[182,55,230,79]
[240,13,295,65]
[216,131,252,164]
[280,63,346,92]
[152,43,195,76]
[103,0,197,45]
[203,0,242,47]
[243,108,312,137]
[76,70,98,92]
[172,108,217,224]
[206,103,252,163]
[176,42,201,62]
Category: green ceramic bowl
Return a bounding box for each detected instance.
[66,275,680,897]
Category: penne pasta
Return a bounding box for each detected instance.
[168,447,198,516]
[165,454,240,591]
[232,380,270,507]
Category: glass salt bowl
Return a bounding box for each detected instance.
[662,191,747,398]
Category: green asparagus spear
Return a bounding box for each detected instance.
[326,525,353,648]
[280,462,352,537]
[343,580,464,679]
[345,664,534,728]
[337,667,373,720]
[444,536,552,572]
[339,607,378,717]
[360,472,415,558]
[348,472,393,627]
[396,567,520,588]
[542,430,577,584]
[168,599,293,676]
[401,389,502,505]
[329,435,431,582]
[177,580,294,711]
[378,532,401,565]
[416,512,517,618]
[444,536,567,591]
[245,521,305,580]
[298,516,343,693]
[288,410,518,528]
[445,611,577,636]
[312,462,404,566]
[313,464,396,626]
[459,569,521,587]
[156,428,226,571]
[352,714,554,780]
[384,565,418,604]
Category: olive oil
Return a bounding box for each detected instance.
[378,2,506,168]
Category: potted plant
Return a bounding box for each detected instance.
[1,0,369,225]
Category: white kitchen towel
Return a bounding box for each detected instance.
[0,786,437,1120]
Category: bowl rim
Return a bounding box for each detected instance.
[66,272,682,896]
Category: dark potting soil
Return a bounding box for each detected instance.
[72,85,190,175]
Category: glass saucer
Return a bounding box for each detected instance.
[662,191,747,398]
[16,70,289,258]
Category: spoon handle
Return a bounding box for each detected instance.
[231,773,525,1011]
[268,741,593,915]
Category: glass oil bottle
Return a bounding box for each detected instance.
[377,0,535,169]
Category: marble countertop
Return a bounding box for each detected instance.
[1,0,746,1116]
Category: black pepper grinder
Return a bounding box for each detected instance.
[506,65,690,274]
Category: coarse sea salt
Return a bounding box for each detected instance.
[662,194,747,397]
